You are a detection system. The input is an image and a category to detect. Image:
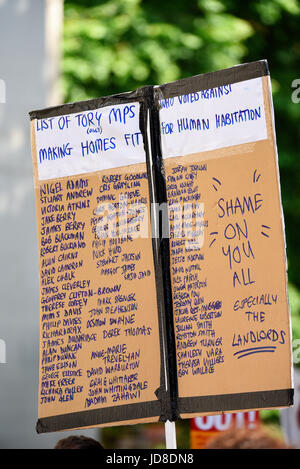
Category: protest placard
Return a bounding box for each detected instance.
[30,61,293,433]
[154,60,293,418]
[30,90,169,433]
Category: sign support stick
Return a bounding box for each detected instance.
[165,420,177,449]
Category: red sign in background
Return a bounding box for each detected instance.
[190,411,260,448]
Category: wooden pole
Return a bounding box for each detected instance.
[165,420,177,449]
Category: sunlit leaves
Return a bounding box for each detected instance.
[63,0,254,100]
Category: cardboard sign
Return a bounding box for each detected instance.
[190,411,260,448]
[30,61,293,433]
[30,91,169,433]
[154,60,293,417]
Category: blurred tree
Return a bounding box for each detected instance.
[63,0,300,447]
[63,0,300,317]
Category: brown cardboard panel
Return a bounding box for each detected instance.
[31,117,163,431]
[160,75,293,415]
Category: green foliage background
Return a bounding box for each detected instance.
[62,0,300,448]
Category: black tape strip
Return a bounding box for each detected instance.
[152,60,293,422]
[139,87,170,422]
[34,62,279,432]
[29,87,147,120]
[36,400,161,434]
[155,60,269,101]
[178,388,294,415]
[147,87,179,422]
